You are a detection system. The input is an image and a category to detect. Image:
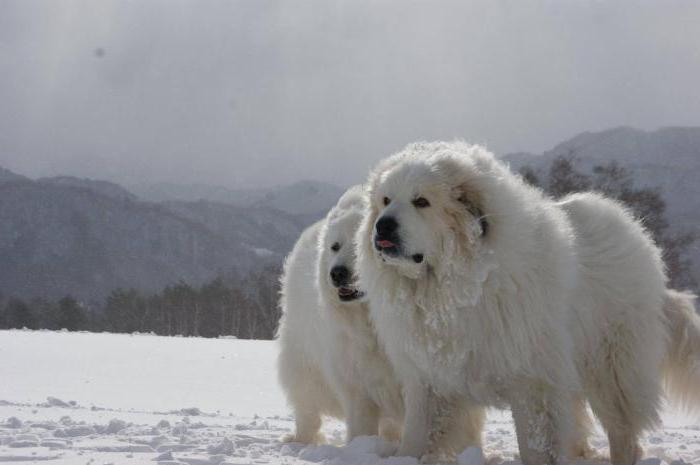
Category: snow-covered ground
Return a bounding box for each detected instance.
[0,330,698,465]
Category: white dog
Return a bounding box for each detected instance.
[356,141,700,465]
[277,185,484,456]
[277,185,397,443]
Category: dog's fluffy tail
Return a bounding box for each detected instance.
[662,289,700,412]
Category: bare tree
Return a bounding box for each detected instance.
[519,156,697,290]
[547,153,592,197]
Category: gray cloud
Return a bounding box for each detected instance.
[1,0,699,188]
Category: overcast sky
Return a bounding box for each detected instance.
[1,0,699,188]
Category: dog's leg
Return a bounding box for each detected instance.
[278,350,332,444]
[588,388,644,465]
[281,407,324,444]
[279,368,326,444]
[607,428,642,465]
[570,394,595,459]
[379,418,402,443]
[460,402,486,450]
[509,384,570,465]
[345,393,380,441]
[422,396,485,463]
[397,382,431,458]
[585,333,663,465]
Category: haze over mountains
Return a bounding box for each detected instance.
[0,126,698,302]
[130,180,345,217]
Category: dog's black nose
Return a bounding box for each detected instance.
[375,216,398,236]
[330,265,349,286]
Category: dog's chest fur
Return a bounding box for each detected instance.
[324,298,404,419]
[368,261,575,407]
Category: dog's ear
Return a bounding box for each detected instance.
[455,185,488,237]
[435,154,488,237]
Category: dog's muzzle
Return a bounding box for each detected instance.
[374,216,401,255]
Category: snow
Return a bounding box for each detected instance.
[1,330,699,465]
[457,447,484,465]
[0,330,279,416]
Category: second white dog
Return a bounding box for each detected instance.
[277,186,404,443]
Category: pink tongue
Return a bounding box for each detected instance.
[377,240,395,248]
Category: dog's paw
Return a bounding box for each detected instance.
[279,432,325,444]
[570,441,600,460]
[280,433,299,443]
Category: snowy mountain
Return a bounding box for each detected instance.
[0,169,334,301]
[160,200,310,257]
[37,176,138,202]
[0,178,257,300]
[0,166,28,185]
[128,181,265,205]
[249,180,346,216]
[502,126,700,286]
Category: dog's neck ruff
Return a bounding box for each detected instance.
[384,235,498,322]
[368,238,500,394]
[323,291,374,333]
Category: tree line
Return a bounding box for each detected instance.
[0,265,282,339]
[519,155,697,290]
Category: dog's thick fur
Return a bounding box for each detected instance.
[662,289,700,411]
[356,141,700,465]
[277,186,406,444]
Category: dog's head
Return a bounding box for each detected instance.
[318,185,368,305]
[361,142,494,280]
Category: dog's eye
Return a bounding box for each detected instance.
[331,242,340,252]
[382,197,391,206]
[412,197,430,208]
